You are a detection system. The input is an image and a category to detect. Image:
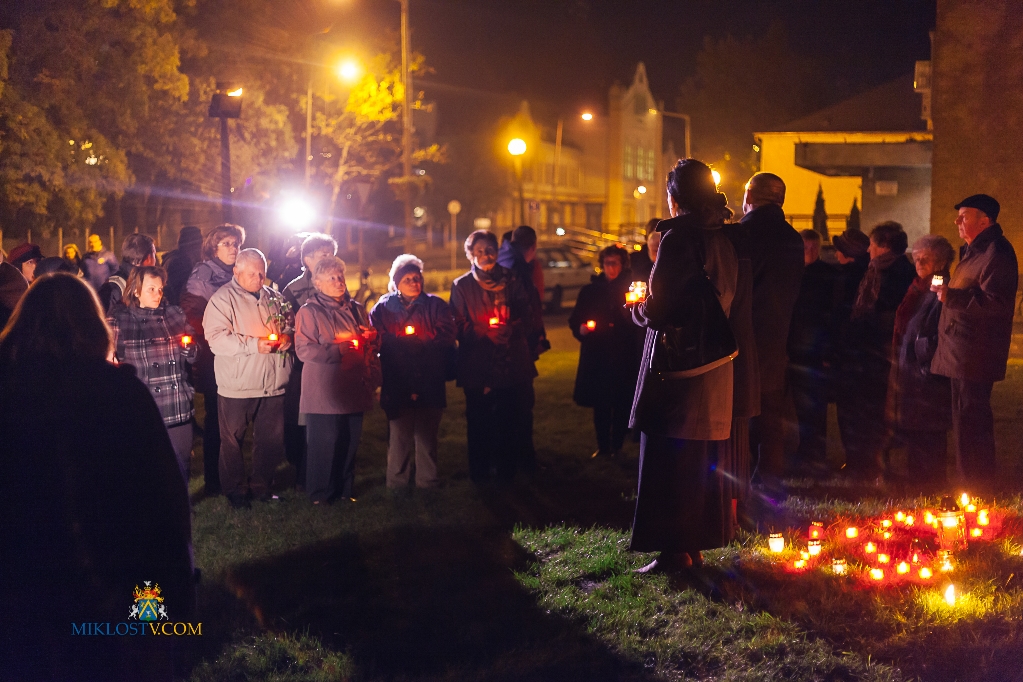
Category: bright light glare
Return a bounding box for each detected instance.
[508,138,527,156]
[581,112,593,121]
[711,170,721,186]
[637,185,647,194]
[337,59,362,83]
[278,197,316,231]
[227,87,243,97]
[648,108,658,115]
[944,584,956,606]
[555,227,566,236]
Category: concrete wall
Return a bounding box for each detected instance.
[860,166,932,248]
[931,0,1023,259]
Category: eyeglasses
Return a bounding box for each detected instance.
[217,240,240,250]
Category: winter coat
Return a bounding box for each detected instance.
[630,212,738,441]
[722,223,761,420]
[370,291,457,419]
[568,272,640,407]
[889,279,951,431]
[931,223,1019,382]
[849,253,917,365]
[295,291,380,414]
[449,266,539,390]
[180,258,234,393]
[497,240,547,353]
[108,303,198,428]
[81,249,117,291]
[0,261,27,330]
[283,270,317,312]
[743,203,804,392]
[162,246,200,307]
[203,277,294,399]
[788,259,838,366]
[0,358,193,680]
[97,261,132,313]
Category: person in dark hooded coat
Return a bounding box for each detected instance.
[568,244,640,457]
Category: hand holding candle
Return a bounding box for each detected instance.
[626,281,647,305]
[180,334,193,348]
[404,325,416,336]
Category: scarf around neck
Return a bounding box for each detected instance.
[471,263,508,293]
[852,251,901,319]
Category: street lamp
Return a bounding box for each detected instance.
[306,57,364,188]
[711,169,721,187]
[209,82,244,223]
[336,58,362,83]
[581,112,593,121]
[507,138,527,225]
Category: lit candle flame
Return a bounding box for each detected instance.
[919,567,932,579]
[404,325,416,335]
[181,335,192,346]
[268,333,278,342]
[905,515,915,526]
[897,562,910,575]
[960,493,970,507]
[870,568,884,580]
[978,510,990,526]
[845,527,859,539]
[489,316,500,327]
[586,320,596,330]
[864,542,876,553]
[768,534,785,553]
[944,584,956,606]
[878,553,890,564]
[895,511,906,522]
[971,528,983,538]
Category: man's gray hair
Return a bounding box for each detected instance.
[911,234,956,270]
[235,248,267,270]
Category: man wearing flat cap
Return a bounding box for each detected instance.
[931,194,1018,488]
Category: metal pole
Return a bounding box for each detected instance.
[449,213,456,270]
[58,227,63,254]
[305,77,313,188]
[220,117,232,223]
[514,158,524,226]
[400,0,414,252]
[110,226,115,256]
[551,118,562,238]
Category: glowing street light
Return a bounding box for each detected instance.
[711,169,722,186]
[278,196,317,232]
[507,138,527,156]
[227,87,243,97]
[507,138,527,223]
[336,58,362,84]
[581,112,593,121]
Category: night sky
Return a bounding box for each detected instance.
[342,0,937,120]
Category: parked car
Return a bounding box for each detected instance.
[535,246,595,312]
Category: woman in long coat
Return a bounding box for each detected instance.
[888,235,955,489]
[568,244,640,458]
[630,159,755,572]
[295,256,380,504]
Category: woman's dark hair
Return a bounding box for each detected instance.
[0,273,111,363]
[201,224,246,261]
[300,233,338,262]
[599,245,631,270]
[120,233,156,267]
[666,159,731,221]
[463,230,498,261]
[125,265,168,308]
[869,221,908,255]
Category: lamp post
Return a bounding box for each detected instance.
[399,0,415,253]
[306,58,363,189]
[507,138,527,225]
[208,83,244,223]
[447,199,461,270]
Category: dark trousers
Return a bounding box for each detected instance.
[593,393,632,454]
[464,382,533,483]
[630,432,729,553]
[305,413,363,502]
[789,364,828,464]
[899,428,949,486]
[201,390,221,493]
[218,394,285,498]
[167,422,194,488]
[951,378,996,485]
[751,389,787,478]
[836,358,889,476]
[283,362,306,486]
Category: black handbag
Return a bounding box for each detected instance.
[649,263,738,378]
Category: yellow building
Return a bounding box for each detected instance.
[755,75,932,244]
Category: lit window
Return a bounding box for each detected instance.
[624,145,633,179]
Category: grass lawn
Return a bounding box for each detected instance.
[182,331,1023,681]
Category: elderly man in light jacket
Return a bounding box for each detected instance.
[204,248,294,508]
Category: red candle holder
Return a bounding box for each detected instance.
[585,320,596,331]
[489,316,500,327]
[404,325,416,336]
[180,335,193,347]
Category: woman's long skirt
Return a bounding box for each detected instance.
[629,418,747,552]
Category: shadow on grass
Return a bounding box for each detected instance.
[222,524,657,680]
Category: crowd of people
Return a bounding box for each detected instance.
[0,157,1017,674]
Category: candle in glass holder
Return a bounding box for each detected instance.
[404,325,416,336]
[489,316,500,327]
[971,527,983,538]
[881,519,893,529]
[793,559,807,569]
[180,334,193,347]
[919,567,933,579]
[870,568,884,580]
[960,493,970,507]
[905,515,915,526]
[831,558,847,575]
[268,333,278,342]
[944,584,956,606]
[938,550,954,572]
[924,510,935,525]
[586,320,596,331]
[768,533,785,553]
[627,281,647,304]
[350,338,360,350]
[932,274,944,287]
[809,521,823,540]
[895,511,906,523]
[864,542,877,554]
[845,527,859,539]
[878,553,890,564]
[808,539,822,557]
[897,561,910,575]
[978,509,990,526]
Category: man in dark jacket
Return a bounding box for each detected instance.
[931,194,1018,488]
[787,229,836,471]
[0,250,28,329]
[161,226,203,306]
[97,233,157,312]
[742,173,804,490]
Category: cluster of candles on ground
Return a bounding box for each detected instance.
[765,494,1001,605]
